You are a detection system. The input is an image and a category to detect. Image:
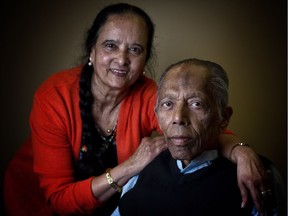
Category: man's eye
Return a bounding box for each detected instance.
[162,102,173,108]
[191,102,202,108]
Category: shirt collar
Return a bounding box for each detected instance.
[176,150,219,174]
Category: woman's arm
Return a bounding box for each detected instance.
[91,136,167,202]
[218,133,270,216]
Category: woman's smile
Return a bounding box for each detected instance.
[110,68,128,77]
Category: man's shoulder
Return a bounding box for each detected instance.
[258,154,273,168]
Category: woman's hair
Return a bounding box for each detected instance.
[77,3,155,179]
[83,3,155,64]
[156,58,229,122]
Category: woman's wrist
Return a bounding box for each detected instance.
[218,133,240,162]
[113,161,134,186]
[105,168,122,193]
[229,142,250,163]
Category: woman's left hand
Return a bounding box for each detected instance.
[231,146,270,216]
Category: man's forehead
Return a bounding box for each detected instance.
[163,64,210,87]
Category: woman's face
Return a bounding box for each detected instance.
[90,13,148,91]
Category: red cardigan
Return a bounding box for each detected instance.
[4,66,160,215]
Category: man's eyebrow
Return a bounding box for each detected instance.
[160,91,205,99]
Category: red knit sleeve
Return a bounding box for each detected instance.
[30,74,100,214]
[222,129,237,136]
[144,81,162,134]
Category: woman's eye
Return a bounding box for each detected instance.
[105,43,117,49]
[128,47,142,55]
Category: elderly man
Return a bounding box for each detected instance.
[113,58,283,216]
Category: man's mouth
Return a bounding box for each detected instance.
[169,136,192,145]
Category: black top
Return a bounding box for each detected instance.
[119,150,255,216]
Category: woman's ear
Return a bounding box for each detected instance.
[220,106,233,130]
[90,47,96,62]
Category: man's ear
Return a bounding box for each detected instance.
[220,106,233,130]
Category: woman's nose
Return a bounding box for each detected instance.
[116,50,130,66]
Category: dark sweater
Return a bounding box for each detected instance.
[119,150,254,216]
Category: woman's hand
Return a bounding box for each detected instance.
[127,136,167,176]
[218,133,271,215]
[91,136,167,202]
[231,145,270,216]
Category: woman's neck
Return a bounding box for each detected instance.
[90,74,130,112]
[90,74,130,135]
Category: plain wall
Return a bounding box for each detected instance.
[1,0,286,214]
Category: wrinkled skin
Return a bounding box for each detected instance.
[156,65,224,167]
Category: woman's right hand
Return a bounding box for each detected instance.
[91,136,167,202]
[127,136,167,176]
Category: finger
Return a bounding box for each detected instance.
[139,137,167,160]
[238,183,248,208]
[151,135,165,140]
[248,185,264,215]
[148,137,167,151]
[258,174,274,215]
[150,142,167,156]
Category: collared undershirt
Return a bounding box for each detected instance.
[176,150,218,174]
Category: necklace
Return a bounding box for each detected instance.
[92,98,121,134]
[106,104,120,134]
[95,118,117,135]
[107,121,117,134]
[94,104,120,135]
[96,121,117,141]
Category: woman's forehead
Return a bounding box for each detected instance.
[98,14,148,42]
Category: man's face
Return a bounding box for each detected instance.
[156,64,221,166]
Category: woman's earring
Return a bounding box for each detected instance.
[88,57,92,66]
[143,71,146,75]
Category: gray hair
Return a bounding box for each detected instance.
[156,58,229,120]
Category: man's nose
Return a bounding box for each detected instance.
[172,103,190,126]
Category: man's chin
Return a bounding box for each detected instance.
[170,151,191,161]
